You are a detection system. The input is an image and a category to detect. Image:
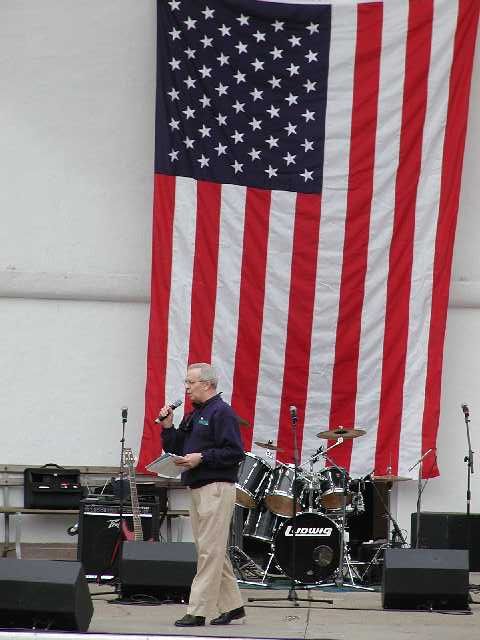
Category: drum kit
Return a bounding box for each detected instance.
[233,426,409,588]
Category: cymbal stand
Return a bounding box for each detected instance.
[248,407,332,607]
[319,446,373,591]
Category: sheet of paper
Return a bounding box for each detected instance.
[146,452,183,478]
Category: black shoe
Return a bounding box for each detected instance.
[210,606,246,625]
[174,614,206,627]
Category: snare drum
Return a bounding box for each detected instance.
[236,452,271,509]
[264,463,303,517]
[319,467,352,511]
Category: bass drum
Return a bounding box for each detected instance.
[272,512,341,583]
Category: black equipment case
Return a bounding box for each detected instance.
[24,463,85,509]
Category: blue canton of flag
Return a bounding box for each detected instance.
[155,0,331,193]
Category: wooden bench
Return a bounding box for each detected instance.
[0,465,189,558]
[0,506,190,559]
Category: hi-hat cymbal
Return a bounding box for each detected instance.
[372,474,411,482]
[254,440,285,452]
[316,427,366,440]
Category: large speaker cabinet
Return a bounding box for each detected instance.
[120,541,197,599]
[77,498,160,576]
[411,512,480,570]
[382,548,469,610]
[0,559,93,631]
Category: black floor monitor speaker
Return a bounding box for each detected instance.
[77,498,160,576]
[382,548,469,610]
[0,559,93,631]
[411,512,480,570]
[120,541,197,599]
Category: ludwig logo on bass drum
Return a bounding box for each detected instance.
[284,526,333,537]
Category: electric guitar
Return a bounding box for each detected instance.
[109,448,156,570]
[121,448,144,541]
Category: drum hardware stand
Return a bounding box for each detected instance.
[409,448,435,547]
[356,471,408,584]
[228,505,269,587]
[303,448,324,512]
[369,471,407,548]
[247,407,333,607]
[229,544,270,586]
[461,404,474,515]
[319,448,373,591]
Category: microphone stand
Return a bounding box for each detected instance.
[247,409,332,607]
[461,405,474,515]
[113,408,128,576]
[409,448,435,547]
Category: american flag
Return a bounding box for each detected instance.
[137,0,479,479]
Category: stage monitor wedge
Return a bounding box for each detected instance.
[382,548,469,610]
[120,541,197,599]
[0,559,93,631]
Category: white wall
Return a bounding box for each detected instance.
[0,0,479,544]
[0,0,156,469]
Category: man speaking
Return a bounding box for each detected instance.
[158,362,246,627]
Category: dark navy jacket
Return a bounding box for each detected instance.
[162,394,245,488]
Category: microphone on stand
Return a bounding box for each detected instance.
[121,407,128,423]
[154,399,183,423]
[289,405,298,424]
[461,403,470,418]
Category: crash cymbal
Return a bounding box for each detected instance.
[372,474,411,482]
[316,427,366,440]
[254,440,285,452]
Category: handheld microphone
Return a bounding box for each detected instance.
[155,398,183,423]
[121,407,128,422]
[461,403,470,418]
[289,405,298,423]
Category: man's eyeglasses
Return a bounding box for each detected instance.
[184,378,204,385]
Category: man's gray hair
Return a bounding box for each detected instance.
[188,362,218,389]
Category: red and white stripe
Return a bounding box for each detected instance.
[138,0,479,478]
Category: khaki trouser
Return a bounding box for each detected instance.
[187,482,244,617]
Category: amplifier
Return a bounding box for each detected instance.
[77,499,160,577]
[24,465,85,509]
[411,512,480,570]
[81,501,158,515]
